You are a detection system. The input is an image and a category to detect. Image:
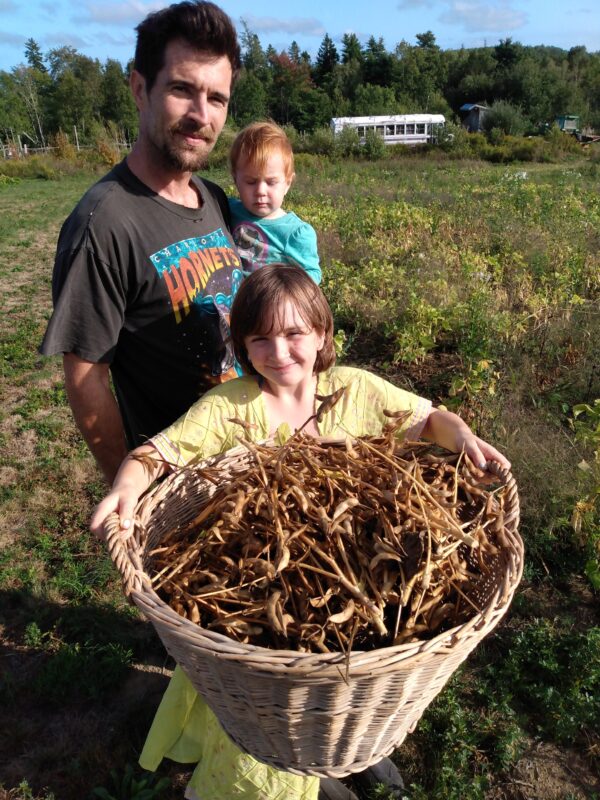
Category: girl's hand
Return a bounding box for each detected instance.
[90,485,140,540]
[423,409,511,473]
[89,444,166,541]
[461,432,511,473]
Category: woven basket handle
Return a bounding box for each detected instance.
[104,512,140,596]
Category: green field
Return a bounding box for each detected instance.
[0,153,599,800]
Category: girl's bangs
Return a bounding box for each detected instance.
[251,285,317,336]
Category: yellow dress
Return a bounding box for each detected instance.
[139,366,431,799]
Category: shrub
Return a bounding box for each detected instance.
[544,123,582,156]
[51,130,77,161]
[334,126,361,158]
[293,152,327,175]
[492,620,600,744]
[465,132,489,157]
[363,128,386,161]
[0,155,57,179]
[207,124,237,169]
[304,126,336,157]
[482,101,528,137]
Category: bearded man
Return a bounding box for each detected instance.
[41,1,242,483]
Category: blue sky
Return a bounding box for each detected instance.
[0,0,598,73]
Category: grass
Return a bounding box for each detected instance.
[0,153,598,800]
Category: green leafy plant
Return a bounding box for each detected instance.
[92,765,169,800]
[32,641,132,703]
[448,359,499,407]
[491,620,600,744]
[571,399,600,588]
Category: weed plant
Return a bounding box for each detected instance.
[0,153,598,799]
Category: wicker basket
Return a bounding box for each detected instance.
[105,441,523,779]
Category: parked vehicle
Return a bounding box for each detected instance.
[331,114,446,146]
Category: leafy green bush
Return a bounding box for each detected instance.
[482,100,528,137]
[492,621,600,743]
[304,125,336,156]
[334,126,361,158]
[0,155,57,179]
[406,676,524,800]
[363,128,386,160]
[544,123,582,156]
[0,173,21,185]
[293,152,328,175]
[207,123,238,169]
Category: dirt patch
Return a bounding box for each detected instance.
[0,467,18,487]
[487,739,600,799]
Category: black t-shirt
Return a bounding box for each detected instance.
[41,160,242,447]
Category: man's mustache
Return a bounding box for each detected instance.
[172,122,214,139]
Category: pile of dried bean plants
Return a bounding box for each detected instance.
[147,412,509,655]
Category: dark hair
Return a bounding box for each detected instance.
[230,121,295,180]
[230,264,336,376]
[134,1,241,92]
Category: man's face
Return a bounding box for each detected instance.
[133,39,232,173]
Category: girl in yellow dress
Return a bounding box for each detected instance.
[91,263,509,800]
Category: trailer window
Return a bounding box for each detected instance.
[396,124,405,136]
[386,125,395,136]
[416,124,425,134]
[357,126,365,137]
[406,124,415,134]
[376,126,384,136]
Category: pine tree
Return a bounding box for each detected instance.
[341,33,362,64]
[314,34,339,88]
[24,38,46,72]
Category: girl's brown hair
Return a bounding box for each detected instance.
[230,264,336,375]
[229,121,294,180]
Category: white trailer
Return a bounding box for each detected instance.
[331,114,446,145]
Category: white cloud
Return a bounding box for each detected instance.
[92,30,135,47]
[241,15,325,37]
[75,0,163,26]
[439,1,527,33]
[45,31,90,48]
[0,30,23,45]
[397,0,436,8]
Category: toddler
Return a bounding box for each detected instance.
[229,121,321,283]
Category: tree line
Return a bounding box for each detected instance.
[1,29,599,151]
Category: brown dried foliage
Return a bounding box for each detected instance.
[148,419,509,655]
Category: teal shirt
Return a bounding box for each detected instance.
[228,197,321,284]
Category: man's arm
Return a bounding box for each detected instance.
[63,353,128,484]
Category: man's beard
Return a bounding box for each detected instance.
[155,122,216,172]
